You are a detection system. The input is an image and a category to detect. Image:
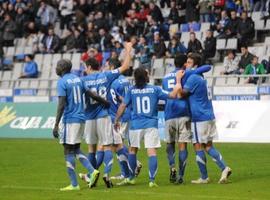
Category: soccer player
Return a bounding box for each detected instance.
[114,67,183,187]
[81,42,132,188]
[52,59,109,191]
[179,53,232,184]
[162,54,211,184]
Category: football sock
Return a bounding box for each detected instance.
[88,152,97,169]
[196,150,208,180]
[117,148,129,178]
[65,154,78,187]
[96,150,104,169]
[103,150,113,176]
[179,149,188,178]
[207,147,226,171]
[75,150,94,174]
[128,153,137,179]
[148,156,158,182]
[166,143,175,169]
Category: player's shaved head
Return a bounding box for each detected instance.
[134,67,148,89]
[56,59,72,76]
[174,53,187,69]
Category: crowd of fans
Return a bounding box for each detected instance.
[0,0,270,81]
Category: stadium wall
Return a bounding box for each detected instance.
[0,102,270,143]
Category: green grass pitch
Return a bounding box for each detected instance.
[0,139,270,200]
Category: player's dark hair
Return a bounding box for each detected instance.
[134,67,148,89]
[56,59,72,75]
[109,59,121,69]
[174,53,187,69]
[85,58,100,70]
[188,53,202,66]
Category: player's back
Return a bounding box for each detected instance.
[82,70,120,120]
[57,73,85,123]
[108,75,131,123]
[162,70,189,120]
[184,74,215,122]
[126,84,168,130]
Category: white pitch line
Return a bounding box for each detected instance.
[0,185,253,200]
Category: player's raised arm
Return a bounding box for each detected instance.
[85,90,110,108]
[118,42,133,74]
[53,96,66,138]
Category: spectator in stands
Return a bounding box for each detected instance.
[221,50,240,74]
[244,56,266,84]
[24,21,38,38]
[198,0,213,22]
[59,0,74,30]
[113,41,123,55]
[74,27,87,52]
[19,54,38,78]
[15,0,27,11]
[97,28,113,52]
[238,45,254,71]
[37,1,57,32]
[216,10,230,38]
[7,3,16,19]
[237,11,254,46]
[0,13,16,47]
[150,32,166,59]
[148,1,164,23]
[226,10,240,38]
[15,7,28,38]
[187,32,203,54]
[41,27,60,53]
[166,36,187,57]
[136,35,151,71]
[94,11,109,31]
[186,0,200,22]
[168,1,180,24]
[62,28,76,52]
[202,30,216,63]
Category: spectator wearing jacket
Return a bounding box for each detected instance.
[202,30,216,63]
[187,32,203,54]
[238,45,254,70]
[0,13,17,46]
[41,27,60,53]
[244,56,266,84]
[19,54,38,78]
[59,0,74,30]
[237,11,254,46]
[166,36,187,57]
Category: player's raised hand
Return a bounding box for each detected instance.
[52,125,59,139]
[125,42,133,53]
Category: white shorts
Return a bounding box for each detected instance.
[112,122,129,145]
[165,117,191,143]
[191,120,218,144]
[59,123,85,145]
[128,128,161,149]
[84,116,113,145]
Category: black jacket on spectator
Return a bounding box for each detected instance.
[149,5,164,23]
[75,32,87,52]
[15,14,29,38]
[98,34,113,51]
[0,19,16,46]
[168,7,180,23]
[227,17,240,37]
[186,0,199,22]
[152,41,166,58]
[239,52,254,69]
[238,18,255,40]
[203,36,216,58]
[42,34,60,53]
[187,39,202,54]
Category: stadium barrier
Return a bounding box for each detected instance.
[1,101,270,143]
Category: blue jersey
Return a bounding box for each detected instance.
[124,84,169,130]
[108,75,131,123]
[57,73,85,123]
[162,65,211,121]
[183,74,215,122]
[82,69,120,120]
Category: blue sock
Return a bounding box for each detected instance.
[96,151,104,169]
[103,150,113,176]
[148,156,158,182]
[166,143,175,168]
[128,153,137,179]
[117,148,129,178]
[88,153,97,169]
[179,149,188,178]
[207,147,226,171]
[65,154,78,187]
[196,150,208,180]
[75,149,94,174]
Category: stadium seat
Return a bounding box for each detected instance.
[19,80,29,88]
[169,24,179,36]
[226,38,238,50]
[71,53,82,69]
[24,46,33,55]
[190,22,201,32]
[204,67,213,77]
[6,47,15,57]
[50,89,57,96]
[62,53,72,60]
[226,77,239,85]
[151,58,165,77]
[12,63,23,79]
[37,89,48,96]
[265,19,270,30]
[180,23,189,32]
[206,77,213,87]
[39,80,49,89]
[238,77,247,85]
[252,12,263,21]
[164,58,175,74]
[51,80,57,89]
[215,77,226,85]
[255,20,265,30]
[213,65,224,75]
[216,39,226,50]
[40,69,50,79]
[52,53,62,66]
[0,80,10,89]
[2,71,12,80]
[200,22,210,32]
[30,80,39,88]
[34,54,43,66]
[180,32,189,48]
